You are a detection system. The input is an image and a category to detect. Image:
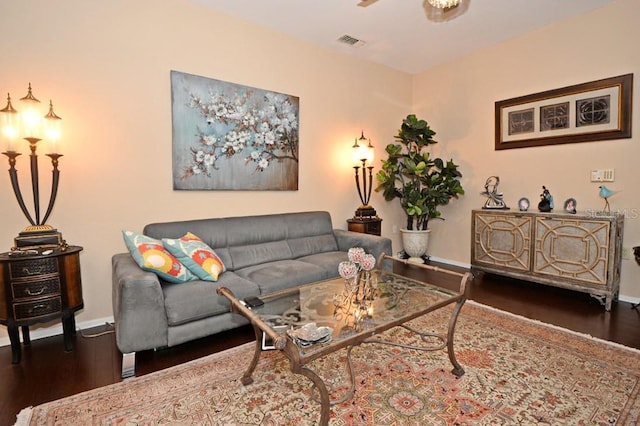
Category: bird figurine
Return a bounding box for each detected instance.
[598,185,619,213]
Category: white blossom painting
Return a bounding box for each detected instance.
[171,70,299,190]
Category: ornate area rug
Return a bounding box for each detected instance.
[16,301,640,425]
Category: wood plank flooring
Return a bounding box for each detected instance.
[1,263,638,426]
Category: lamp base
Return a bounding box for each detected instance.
[13,225,65,251]
[354,205,377,218]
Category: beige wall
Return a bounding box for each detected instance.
[0,0,411,342]
[0,0,637,344]
[411,0,640,300]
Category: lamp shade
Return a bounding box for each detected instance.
[352,140,374,164]
[352,131,374,165]
[1,94,19,152]
[44,100,62,153]
[19,83,42,140]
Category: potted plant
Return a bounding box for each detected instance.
[376,114,464,261]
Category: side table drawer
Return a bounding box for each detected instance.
[12,277,61,300]
[13,296,62,320]
[347,218,382,236]
[10,257,58,279]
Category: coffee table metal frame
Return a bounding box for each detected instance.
[217,254,473,425]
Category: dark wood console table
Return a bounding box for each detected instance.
[0,246,83,363]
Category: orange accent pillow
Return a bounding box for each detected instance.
[162,232,226,281]
[122,231,196,283]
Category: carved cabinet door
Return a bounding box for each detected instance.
[533,217,610,286]
[472,212,532,272]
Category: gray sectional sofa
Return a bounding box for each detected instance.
[112,211,392,377]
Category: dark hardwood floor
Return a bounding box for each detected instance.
[1,263,638,426]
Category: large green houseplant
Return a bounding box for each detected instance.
[376,114,464,245]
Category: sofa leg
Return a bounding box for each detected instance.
[121,352,136,379]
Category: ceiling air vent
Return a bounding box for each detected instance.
[337,34,366,48]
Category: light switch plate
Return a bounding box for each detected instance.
[590,169,615,182]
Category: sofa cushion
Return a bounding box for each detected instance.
[162,232,226,281]
[230,240,293,270]
[122,231,196,283]
[235,260,328,294]
[284,211,339,257]
[297,251,348,277]
[288,234,339,258]
[162,271,259,326]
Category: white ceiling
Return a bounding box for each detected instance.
[190,0,617,74]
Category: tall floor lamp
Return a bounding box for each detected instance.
[352,131,377,218]
[1,83,65,251]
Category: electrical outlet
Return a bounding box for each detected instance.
[622,247,632,260]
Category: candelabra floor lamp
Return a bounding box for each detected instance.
[347,131,382,236]
[1,83,66,251]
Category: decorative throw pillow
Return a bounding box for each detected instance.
[162,232,226,281]
[122,231,196,283]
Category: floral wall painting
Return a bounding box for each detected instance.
[495,74,632,150]
[171,70,299,190]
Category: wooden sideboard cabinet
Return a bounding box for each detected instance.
[471,210,623,310]
[0,246,83,363]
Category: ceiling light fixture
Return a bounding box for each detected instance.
[427,0,461,9]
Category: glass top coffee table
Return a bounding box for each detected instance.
[217,254,472,425]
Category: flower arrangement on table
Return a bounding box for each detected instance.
[335,248,378,330]
[338,247,376,290]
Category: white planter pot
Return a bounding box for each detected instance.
[400,229,431,264]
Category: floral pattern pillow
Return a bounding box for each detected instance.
[122,231,196,283]
[162,232,226,281]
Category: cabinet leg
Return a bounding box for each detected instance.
[21,326,30,345]
[70,315,77,335]
[8,325,21,364]
[62,313,75,352]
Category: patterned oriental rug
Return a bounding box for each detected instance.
[16,301,640,425]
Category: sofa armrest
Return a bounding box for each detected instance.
[112,253,169,353]
[333,229,393,270]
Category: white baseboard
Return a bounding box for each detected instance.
[429,256,640,305]
[0,316,115,348]
[428,256,470,270]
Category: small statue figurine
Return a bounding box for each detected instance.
[538,186,554,212]
[481,176,509,209]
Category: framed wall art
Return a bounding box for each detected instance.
[495,74,633,150]
[171,70,299,190]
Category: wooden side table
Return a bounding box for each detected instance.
[0,246,83,363]
[347,217,382,236]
